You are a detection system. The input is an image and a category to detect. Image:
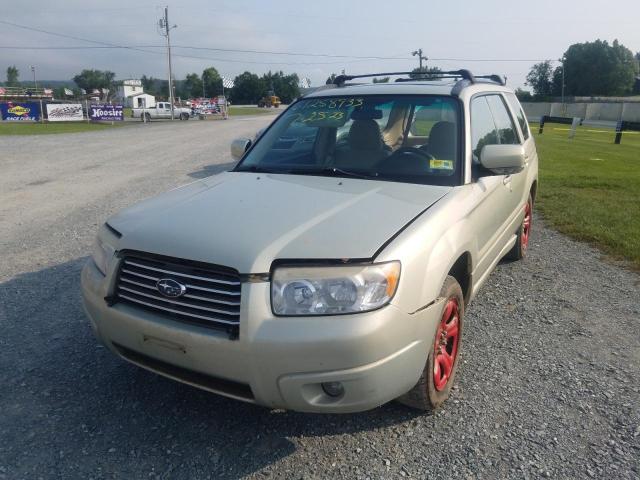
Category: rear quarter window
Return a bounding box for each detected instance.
[485,95,519,145]
[505,92,530,140]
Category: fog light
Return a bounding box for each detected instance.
[321,381,344,397]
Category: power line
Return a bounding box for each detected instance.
[0,45,406,66]
[0,43,409,61]
[0,45,554,64]
[0,19,555,68]
[171,46,409,60]
[0,19,430,64]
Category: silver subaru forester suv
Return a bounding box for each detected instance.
[82,70,538,413]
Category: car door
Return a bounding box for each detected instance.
[504,92,536,206]
[484,94,526,221]
[159,103,171,118]
[467,95,516,282]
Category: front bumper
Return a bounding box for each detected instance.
[81,258,443,413]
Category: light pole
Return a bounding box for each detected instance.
[30,65,38,91]
[558,57,566,105]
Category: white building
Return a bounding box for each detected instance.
[129,93,156,108]
[114,79,156,108]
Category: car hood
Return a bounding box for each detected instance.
[109,172,450,273]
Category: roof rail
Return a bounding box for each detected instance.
[330,70,506,87]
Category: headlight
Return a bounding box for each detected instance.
[271,261,400,316]
[91,236,116,276]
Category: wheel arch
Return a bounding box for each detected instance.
[530,180,538,204]
[447,252,472,306]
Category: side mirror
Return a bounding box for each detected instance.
[480,144,526,175]
[230,137,252,161]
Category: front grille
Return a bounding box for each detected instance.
[113,252,241,334]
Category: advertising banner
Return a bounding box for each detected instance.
[46,103,84,122]
[0,102,40,121]
[89,104,124,121]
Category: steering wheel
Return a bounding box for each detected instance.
[390,147,435,161]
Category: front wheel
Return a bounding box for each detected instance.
[506,194,533,261]
[397,275,464,411]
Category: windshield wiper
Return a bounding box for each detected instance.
[237,165,379,180]
[235,165,284,174]
[287,167,379,180]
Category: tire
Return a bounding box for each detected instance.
[506,193,533,261]
[143,113,151,123]
[181,113,189,121]
[397,276,464,412]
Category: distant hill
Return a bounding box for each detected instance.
[0,80,77,88]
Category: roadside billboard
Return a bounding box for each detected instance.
[46,103,84,122]
[0,102,40,121]
[89,104,123,121]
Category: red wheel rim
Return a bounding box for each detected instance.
[521,200,532,251]
[433,298,460,391]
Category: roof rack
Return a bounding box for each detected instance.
[331,70,505,87]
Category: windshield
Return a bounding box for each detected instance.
[235,95,462,186]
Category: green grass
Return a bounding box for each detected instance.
[228,106,275,116]
[533,123,640,269]
[411,119,437,136]
[0,121,127,135]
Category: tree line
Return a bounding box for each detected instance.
[524,39,640,100]
[4,40,639,103]
[2,65,301,104]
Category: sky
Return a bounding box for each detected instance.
[2,0,639,90]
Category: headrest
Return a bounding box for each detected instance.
[348,119,383,150]
[428,121,456,159]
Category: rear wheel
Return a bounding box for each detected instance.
[397,276,464,411]
[506,194,533,261]
[180,113,189,121]
[142,112,151,123]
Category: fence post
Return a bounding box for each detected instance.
[568,117,581,139]
[538,116,547,134]
[614,121,623,144]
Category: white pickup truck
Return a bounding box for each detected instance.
[131,102,191,121]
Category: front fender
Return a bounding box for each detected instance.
[376,187,477,313]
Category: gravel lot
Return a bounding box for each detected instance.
[1,118,639,479]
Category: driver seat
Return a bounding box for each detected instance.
[422,121,456,159]
[335,120,389,169]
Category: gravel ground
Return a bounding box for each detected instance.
[1,119,639,479]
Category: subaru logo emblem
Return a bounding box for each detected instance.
[156,278,187,298]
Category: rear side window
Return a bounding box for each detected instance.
[470,96,499,161]
[505,92,530,140]
[485,95,519,145]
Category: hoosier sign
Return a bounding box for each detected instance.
[89,104,124,121]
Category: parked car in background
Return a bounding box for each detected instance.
[131,102,191,121]
[82,70,538,413]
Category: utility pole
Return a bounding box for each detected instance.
[412,48,428,71]
[159,7,176,120]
